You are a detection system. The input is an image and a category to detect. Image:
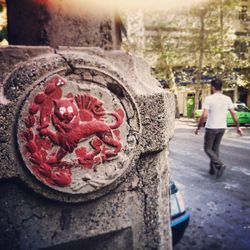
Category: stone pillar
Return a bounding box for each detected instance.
[1,2,175,249]
[6,0,121,49]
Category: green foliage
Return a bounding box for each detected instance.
[240,67,250,88]
[144,30,178,87]
[0,0,5,12]
[142,0,249,90]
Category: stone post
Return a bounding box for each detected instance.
[6,0,122,49]
[0,1,175,249]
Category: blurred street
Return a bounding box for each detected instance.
[170,118,250,250]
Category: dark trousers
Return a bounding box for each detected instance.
[204,128,225,169]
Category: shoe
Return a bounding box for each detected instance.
[209,163,216,175]
[216,165,226,178]
[209,166,215,175]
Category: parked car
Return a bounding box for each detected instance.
[227,103,250,126]
[170,179,190,245]
[194,103,250,126]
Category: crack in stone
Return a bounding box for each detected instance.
[56,51,76,75]
[134,158,156,249]
[22,213,45,223]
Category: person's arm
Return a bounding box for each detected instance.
[228,108,243,135]
[194,109,208,135]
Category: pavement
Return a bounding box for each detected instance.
[170,118,250,250]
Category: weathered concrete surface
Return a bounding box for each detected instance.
[0,46,175,249]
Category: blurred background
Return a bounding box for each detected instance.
[1,0,249,117]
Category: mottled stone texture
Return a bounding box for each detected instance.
[0,46,175,250]
[6,0,121,49]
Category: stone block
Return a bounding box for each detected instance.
[0,46,174,249]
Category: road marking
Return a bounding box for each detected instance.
[231,166,250,176]
[223,182,240,190]
[206,201,218,211]
[224,135,250,141]
[222,138,250,150]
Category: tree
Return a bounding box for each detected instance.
[141,0,247,109]
[145,26,178,89]
[184,0,242,109]
[121,0,249,109]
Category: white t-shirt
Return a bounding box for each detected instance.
[203,93,234,129]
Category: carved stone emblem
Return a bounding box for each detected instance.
[17,73,140,195]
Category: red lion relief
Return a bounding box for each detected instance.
[21,76,125,187]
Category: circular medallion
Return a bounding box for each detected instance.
[17,71,140,196]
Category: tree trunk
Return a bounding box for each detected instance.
[220,0,224,60]
[195,10,205,111]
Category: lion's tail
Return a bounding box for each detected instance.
[108,108,125,129]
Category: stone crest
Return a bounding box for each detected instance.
[17,72,140,195]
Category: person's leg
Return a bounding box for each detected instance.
[209,162,216,175]
[212,129,225,158]
[213,129,226,177]
[204,129,216,175]
[204,129,224,172]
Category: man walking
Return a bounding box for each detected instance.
[195,79,243,178]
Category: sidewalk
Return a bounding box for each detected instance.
[177,117,196,123]
[175,117,196,127]
[175,117,250,136]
